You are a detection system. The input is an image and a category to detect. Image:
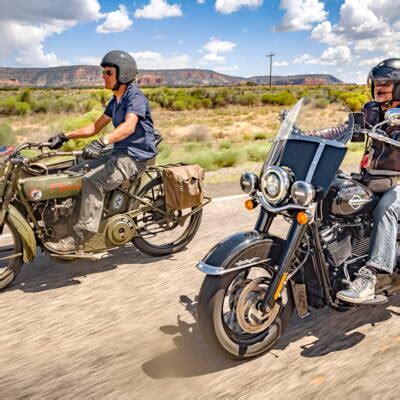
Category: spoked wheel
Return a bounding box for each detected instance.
[0,221,24,290]
[132,177,203,256]
[198,248,294,359]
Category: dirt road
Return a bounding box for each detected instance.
[0,194,399,399]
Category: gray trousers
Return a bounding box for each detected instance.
[68,150,147,239]
[366,185,400,274]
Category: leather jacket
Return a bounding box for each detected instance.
[308,101,400,176]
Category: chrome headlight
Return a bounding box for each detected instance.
[240,172,259,194]
[261,166,290,205]
[291,181,315,206]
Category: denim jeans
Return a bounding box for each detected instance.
[366,185,400,274]
[68,151,147,239]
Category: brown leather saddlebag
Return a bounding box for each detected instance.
[163,164,205,210]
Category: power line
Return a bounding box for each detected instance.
[266,52,275,89]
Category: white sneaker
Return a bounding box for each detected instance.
[336,266,377,304]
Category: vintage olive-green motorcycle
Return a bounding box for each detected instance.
[0,142,208,290]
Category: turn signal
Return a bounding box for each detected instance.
[296,211,309,225]
[245,199,257,210]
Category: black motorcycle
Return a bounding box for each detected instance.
[196,99,400,359]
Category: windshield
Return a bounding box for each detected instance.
[275,98,353,144]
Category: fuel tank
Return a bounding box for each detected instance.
[324,175,379,218]
[20,173,83,201]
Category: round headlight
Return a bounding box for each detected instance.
[291,181,315,206]
[240,172,259,194]
[261,166,290,205]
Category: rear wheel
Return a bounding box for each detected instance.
[132,177,203,256]
[0,221,24,290]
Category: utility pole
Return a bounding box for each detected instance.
[266,52,275,89]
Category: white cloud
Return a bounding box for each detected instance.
[134,0,183,19]
[274,61,289,67]
[214,64,239,73]
[0,0,101,22]
[292,46,351,66]
[197,0,206,3]
[203,38,236,53]
[131,51,191,69]
[202,53,226,63]
[292,53,320,65]
[215,0,263,14]
[320,46,351,64]
[277,0,327,31]
[96,5,132,33]
[0,0,101,66]
[76,56,100,65]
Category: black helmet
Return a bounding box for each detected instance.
[101,50,138,84]
[368,58,400,101]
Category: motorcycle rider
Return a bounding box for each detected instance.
[45,50,157,253]
[310,58,400,304]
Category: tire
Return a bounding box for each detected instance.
[0,220,24,290]
[132,177,203,257]
[197,241,294,360]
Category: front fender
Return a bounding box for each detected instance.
[197,230,284,276]
[7,205,36,262]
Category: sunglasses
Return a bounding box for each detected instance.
[102,70,114,77]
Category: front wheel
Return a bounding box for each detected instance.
[132,177,203,256]
[0,220,24,290]
[197,254,294,359]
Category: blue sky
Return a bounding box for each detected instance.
[1,1,399,83]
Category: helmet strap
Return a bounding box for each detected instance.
[112,81,122,91]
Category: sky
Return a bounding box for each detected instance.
[0,0,399,83]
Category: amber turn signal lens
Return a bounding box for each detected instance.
[296,211,309,225]
[245,199,256,210]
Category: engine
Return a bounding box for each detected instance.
[32,197,79,241]
[320,218,372,268]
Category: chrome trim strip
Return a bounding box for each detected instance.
[306,143,325,183]
[196,258,271,276]
[255,193,307,212]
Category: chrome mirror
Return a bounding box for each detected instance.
[384,108,400,125]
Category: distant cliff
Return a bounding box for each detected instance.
[0,66,342,88]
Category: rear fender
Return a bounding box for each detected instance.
[196,231,284,276]
[7,205,36,262]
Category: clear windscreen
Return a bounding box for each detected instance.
[274,98,353,144]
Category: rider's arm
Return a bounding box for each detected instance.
[307,124,349,140]
[103,113,139,144]
[66,114,111,140]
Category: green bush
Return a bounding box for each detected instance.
[254,132,268,140]
[17,88,33,104]
[314,98,329,109]
[261,91,296,106]
[0,123,16,145]
[185,151,218,171]
[171,100,186,111]
[214,149,241,168]
[184,141,205,152]
[53,98,76,113]
[157,142,172,161]
[219,140,233,150]
[15,101,31,115]
[244,143,269,161]
[0,97,17,115]
[32,99,50,113]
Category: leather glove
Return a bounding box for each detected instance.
[82,138,106,159]
[48,132,68,149]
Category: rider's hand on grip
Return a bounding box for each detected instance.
[82,138,106,159]
[48,132,68,150]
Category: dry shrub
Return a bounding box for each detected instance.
[184,124,211,142]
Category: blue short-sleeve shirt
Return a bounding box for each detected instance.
[104,83,157,161]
